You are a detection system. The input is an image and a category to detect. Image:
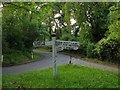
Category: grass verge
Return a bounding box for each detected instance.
[35,46,51,52]
[3,51,43,67]
[2,64,119,88]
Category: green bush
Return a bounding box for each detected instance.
[60,34,71,41]
[86,42,95,58]
[78,21,93,56]
[3,50,43,66]
[93,19,120,63]
[69,36,79,41]
[3,51,28,66]
[94,37,120,63]
[79,43,87,55]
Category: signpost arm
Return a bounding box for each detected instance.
[52,34,57,78]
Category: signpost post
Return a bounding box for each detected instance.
[51,34,57,78]
[33,34,80,78]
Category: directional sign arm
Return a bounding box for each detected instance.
[55,40,80,51]
[33,41,45,47]
[45,41,52,46]
[33,41,52,47]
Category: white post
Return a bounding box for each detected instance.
[1,55,3,62]
[52,34,57,78]
[31,52,33,59]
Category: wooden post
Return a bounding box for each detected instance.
[51,34,57,78]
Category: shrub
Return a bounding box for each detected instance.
[94,37,120,63]
[78,43,87,55]
[60,34,71,41]
[86,42,95,58]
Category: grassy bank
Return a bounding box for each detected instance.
[35,46,52,52]
[3,64,119,88]
[3,51,43,67]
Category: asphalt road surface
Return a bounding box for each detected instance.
[3,50,118,74]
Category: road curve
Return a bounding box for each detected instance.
[3,50,69,74]
[3,50,119,74]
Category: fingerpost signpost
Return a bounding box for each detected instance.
[33,34,80,78]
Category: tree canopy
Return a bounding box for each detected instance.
[2,2,120,63]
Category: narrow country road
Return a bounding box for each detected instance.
[3,50,118,74]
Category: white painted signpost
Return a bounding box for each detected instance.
[33,34,80,78]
